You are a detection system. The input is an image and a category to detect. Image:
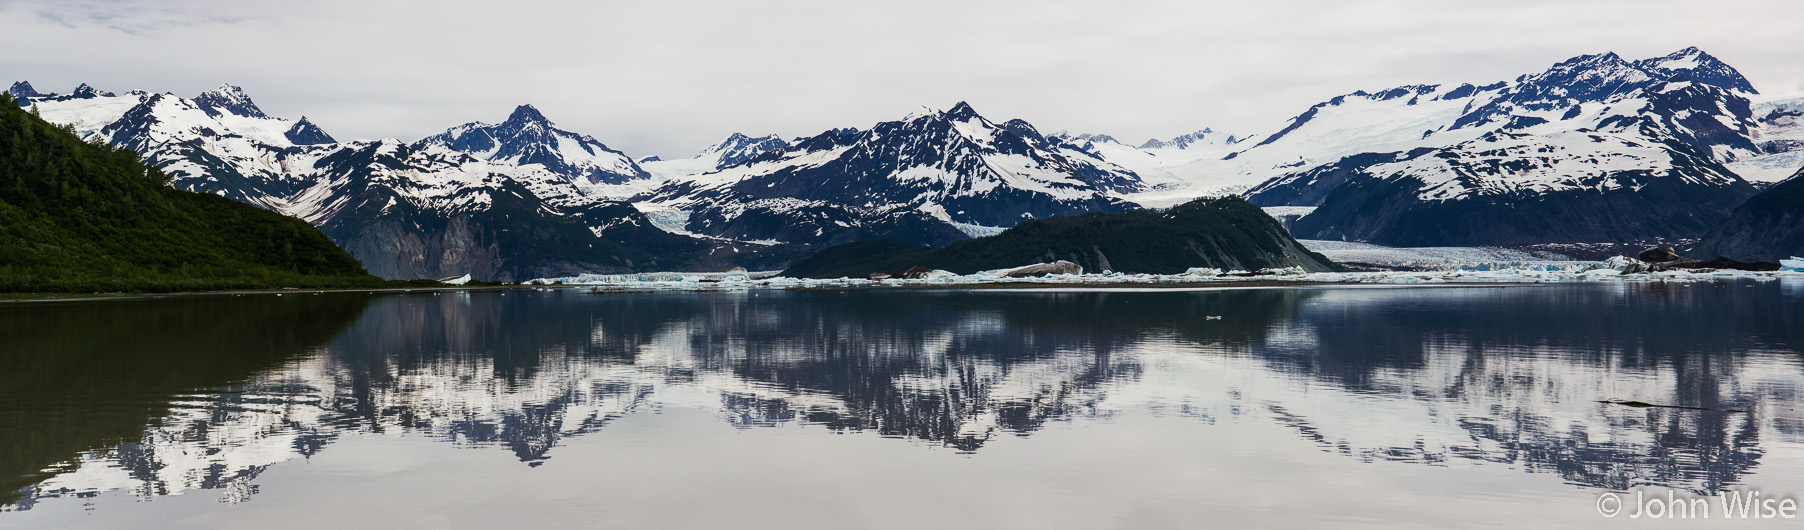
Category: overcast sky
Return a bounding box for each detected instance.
[3,0,1801,157]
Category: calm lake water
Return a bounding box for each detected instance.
[3,282,1803,528]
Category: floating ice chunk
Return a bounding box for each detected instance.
[1259,266,1307,276]
[1183,267,1223,277]
[1600,255,1644,272]
[442,274,472,285]
[1783,258,1804,272]
[919,269,957,280]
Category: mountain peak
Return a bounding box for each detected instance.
[206,83,249,96]
[1000,119,1043,141]
[70,83,114,98]
[703,132,788,168]
[194,84,268,118]
[505,104,550,125]
[418,103,647,185]
[284,116,337,145]
[7,81,41,99]
[943,101,981,121]
[1636,46,1756,94]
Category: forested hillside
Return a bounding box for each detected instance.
[0,93,380,292]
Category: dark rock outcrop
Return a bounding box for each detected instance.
[1624,247,1779,273]
[284,117,336,145]
[781,197,1342,279]
[1690,168,1804,263]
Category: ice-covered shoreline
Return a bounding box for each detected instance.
[534,258,1804,290]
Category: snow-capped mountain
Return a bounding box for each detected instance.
[640,132,790,180]
[1073,47,1786,218]
[1211,47,1769,246]
[285,139,709,280]
[29,86,328,209]
[635,102,1142,247]
[416,104,648,186]
[1290,127,1753,246]
[10,45,1798,271]
[14,82,742,280]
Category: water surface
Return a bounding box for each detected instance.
[3,282,1803,528]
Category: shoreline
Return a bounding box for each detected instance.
[584,279,1552,293]
[8,271,1790,303]
[0,284,528,304]
[0,280,1507,303]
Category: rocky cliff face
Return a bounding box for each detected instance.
[1690,168,1804,262]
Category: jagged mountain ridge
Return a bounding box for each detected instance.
[636,102,1144,248]
[10,44,1798,274]
[16,82,745,281]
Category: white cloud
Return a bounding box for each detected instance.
[2,0,1800,157]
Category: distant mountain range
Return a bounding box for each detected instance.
[9,45,1804,278]
[634,102,1142,247]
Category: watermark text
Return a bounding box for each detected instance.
[1597,489,1797,519]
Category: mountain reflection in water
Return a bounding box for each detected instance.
[3,282,1802,511]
